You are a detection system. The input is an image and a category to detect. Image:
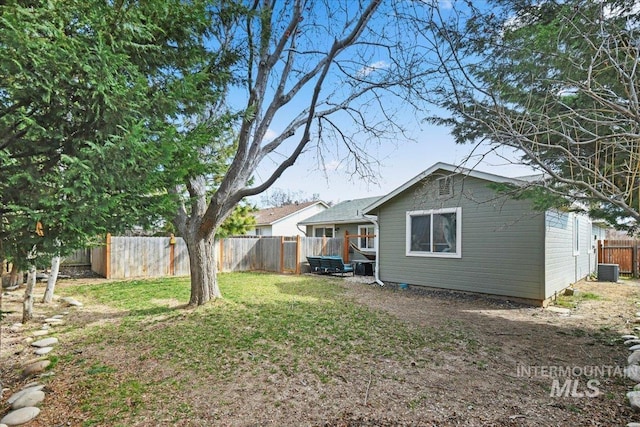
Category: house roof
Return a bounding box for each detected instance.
[298,196,382,225]
[254,201,329,226]
[364,162,528,213]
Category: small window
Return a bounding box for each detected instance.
[314,226,334,238]
[358,225,375,250]
[437,176,452,197]
[406,207,461,258]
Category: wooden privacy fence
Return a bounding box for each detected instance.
[91,234,190,279]
[91,234,346,280]
[598,240,640,278]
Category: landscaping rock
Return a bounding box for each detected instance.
[44,318,63,324]
[0,423,7,427]
[627,365,640,382]
[635,384,640,391]
[31,337,58,348]
[22,360,50,377]
[34,347,53,356]
[627,423,640,427]
[632,351,640,365]
[0,407,40,426]
[60,297,83,307]
[630,391,640,411]
[11,390,45,409]
[6,386,44,405]
[546,306,571,315]
[626,339,640,346]
[630,344,640,352]
[31,330,49,337]
[51,314,64,319]
[623,335,640,340]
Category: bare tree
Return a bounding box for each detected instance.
[412,0,640,232]
[172,0,428,305]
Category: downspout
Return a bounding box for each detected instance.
[363,214,384,286]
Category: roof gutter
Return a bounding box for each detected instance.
[363,214,384,287]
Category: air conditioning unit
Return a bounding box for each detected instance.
[598,264,619,282]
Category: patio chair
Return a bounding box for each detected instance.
[319,256,333,274]
[306,256,323,274]
[327,256,354,276]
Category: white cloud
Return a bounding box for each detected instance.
[323,160,342,171]
[262,128,278,142]
[357,60,389,78]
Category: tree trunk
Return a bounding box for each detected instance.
[22,266,36,324]
[184,231,220,306]
[42,255,61,303]
[9,264,22,287]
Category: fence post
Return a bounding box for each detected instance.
[322,236,327,255]
[344,230,350,262]
[280,236,285,273]
[169,234,176,276]
[105,233,111,279]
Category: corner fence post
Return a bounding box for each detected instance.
[105,233,111,279]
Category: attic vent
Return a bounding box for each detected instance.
[437,176,452,197]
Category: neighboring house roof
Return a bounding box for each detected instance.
[299,196,382,225]
[254,201,329,226]
[364,162,527,213]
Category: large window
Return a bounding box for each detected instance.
[406,208,461,258]
[358,225,375,250]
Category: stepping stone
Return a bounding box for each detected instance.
[34,347,53,356]
[11,390,44,409]
[627,423,640,427]
[630,344,640,352]
[6,386,44,405]
[0,407,40,426]
[626,339,640,346]
[60,297,83,307]
[630,351,640,365]
[51,314,64,319]
[31,337,58,348]
[623,335,639,340]
[44,318,63,323]
[22,360,50,377]
[32,330,49,337]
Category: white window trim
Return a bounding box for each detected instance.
[406,207,462,258]
[358,225,376,250]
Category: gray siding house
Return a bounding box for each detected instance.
[364,162,605,305]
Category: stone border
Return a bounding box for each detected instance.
[0,296,83,426]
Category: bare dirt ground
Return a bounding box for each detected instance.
[2,277,640,426]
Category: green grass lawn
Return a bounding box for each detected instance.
[55,273,437,426]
